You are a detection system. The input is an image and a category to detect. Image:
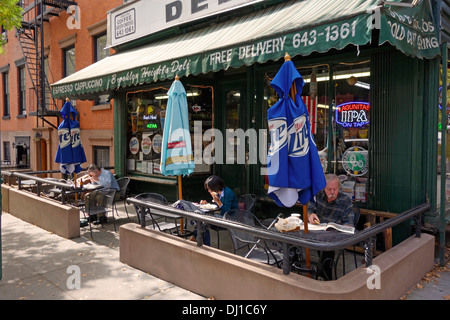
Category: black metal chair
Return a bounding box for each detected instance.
[223,209,282,267]
[335,206,361,276]
[133,193,181,234]
[211,194,257,249]
[81,188,117,239]
[238,194,257,212]
[114,177,130,218]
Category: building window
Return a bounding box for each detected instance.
[93,146,110,168]
[3,72,9,117]
[18,66,26,115]
[126,85,213,176]
[94,33,109,62]
[3,141,10,164]
[64,46,75,77]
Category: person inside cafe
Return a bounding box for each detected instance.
[84,164,120,224]
[190,175,238,246]
[307,173,354,280]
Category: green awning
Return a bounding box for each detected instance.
[379,0,441,59]
[51,0,440,100]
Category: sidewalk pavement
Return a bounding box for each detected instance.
[0,210,206,300]
[1,203,449,300]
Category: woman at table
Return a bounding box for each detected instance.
[192,175,238,246]
[200,175,238,217]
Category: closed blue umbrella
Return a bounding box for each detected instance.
[160,75,195,232]
[267,53,326,208]
[267,53,326,271]
[160,75,195,177]
[55,98,87,175]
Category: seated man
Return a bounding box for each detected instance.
[87,164,120,192]
[307,173,354,280]
[85,164,120,223]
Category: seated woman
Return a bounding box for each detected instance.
[192,175,238,246]
[200,175,238,217]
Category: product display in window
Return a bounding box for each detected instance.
[126,85,214,176]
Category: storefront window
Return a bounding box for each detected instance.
[263,60,371,203]
[126,84,213,176]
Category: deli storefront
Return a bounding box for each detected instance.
[51,0,445,244]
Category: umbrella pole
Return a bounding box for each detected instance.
[74,173,78,201]
[302,204,311,273]
[285,52,311,274]
[178,175,184,234]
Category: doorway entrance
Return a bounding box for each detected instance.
[217,80,247,196]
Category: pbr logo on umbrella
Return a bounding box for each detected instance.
[55,98,87,174]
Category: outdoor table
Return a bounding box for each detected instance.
[20,179,36,191]
[272,228,355,278]
[46,180,103,204]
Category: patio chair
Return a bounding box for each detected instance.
[223,209,282,267]
[133,193,181,234]
[238,194,257,212]
[114,177,130,218]
[211,194,257,249]
[81,188,117,239]
[334,206,361,276]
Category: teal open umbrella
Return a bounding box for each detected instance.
[160,75,195,232]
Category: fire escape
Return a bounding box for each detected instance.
[16,0,76,129]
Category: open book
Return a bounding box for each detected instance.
[301,222,355,234]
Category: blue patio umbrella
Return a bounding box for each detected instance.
[267,53,326,208]
[267,53,326,270]
[160,76,195,232]
[160,75,195,177]
[55,99,87,175]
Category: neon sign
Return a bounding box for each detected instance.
[336,102,370,128]
[146,123,158,129]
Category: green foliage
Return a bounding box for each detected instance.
[0,0,23,54]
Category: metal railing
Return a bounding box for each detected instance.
[126,197,430,276]
[1,168,114,205]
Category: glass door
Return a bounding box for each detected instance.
[218,80,246,196]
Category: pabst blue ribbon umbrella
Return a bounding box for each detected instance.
[55,98,87,176]
[160,75,195,233]
[267,53,326,269]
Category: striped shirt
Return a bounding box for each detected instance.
[307,191,354,226]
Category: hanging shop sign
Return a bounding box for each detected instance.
[108,0,262,47]
[342,146,368,177]
[336,102,370,128]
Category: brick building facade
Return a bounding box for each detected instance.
[0,0,121,172]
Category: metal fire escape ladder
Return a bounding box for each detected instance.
[16,0,77,130]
